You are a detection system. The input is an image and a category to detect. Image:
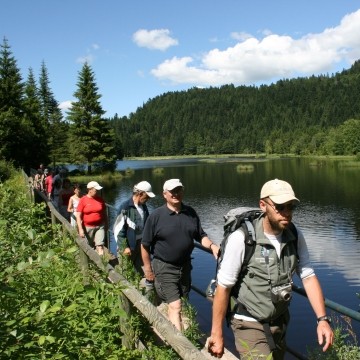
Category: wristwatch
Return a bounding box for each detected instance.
[317,315,331,324]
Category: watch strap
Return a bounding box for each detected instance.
[317,315,331,324]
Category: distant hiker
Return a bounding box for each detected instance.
[58,178,73,221]
[114,181,155,276]
[141,179,219,331]
[34,168,44,191]
[67,183,82,228]
[44,169,53,200]
[207,179,333,359]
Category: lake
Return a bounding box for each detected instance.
[101,157,360,358]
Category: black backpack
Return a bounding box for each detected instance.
[210,207,298,322]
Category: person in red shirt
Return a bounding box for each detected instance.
[76,181,108,256]
[44,169,53,200]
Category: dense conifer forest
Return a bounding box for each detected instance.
[1,36,360,171]
[109,61,360,158]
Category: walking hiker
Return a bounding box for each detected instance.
[76,181,107,256]
[207,179,333,359]
[67,183,82,228]
[141,178,219,331]
[114,181,155,276]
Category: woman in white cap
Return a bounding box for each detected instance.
[114,181,155,275]
[76,181,107,255]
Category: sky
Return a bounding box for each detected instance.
[2,1,360,118]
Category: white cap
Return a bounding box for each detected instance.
[163,179,184,191]
[260,179,299,204]
[134,181,155,198]
[87,181,103,190]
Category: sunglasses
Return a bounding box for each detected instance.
[264,200,297,213]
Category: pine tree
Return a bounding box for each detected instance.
[0,37,28,168]
[23,67,49,167]
[67,63,116,174]
[38,61,67,167]
[0,37,23,114]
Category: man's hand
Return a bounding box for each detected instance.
[211,244,220,259]
[206,335,224,358]
[317,321,334,352]
[123,247,131,256]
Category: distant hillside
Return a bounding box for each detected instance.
[109,60,360,157]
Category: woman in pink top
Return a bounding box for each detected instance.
[76,181,107,255]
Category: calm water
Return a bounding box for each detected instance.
[102,157,360,358]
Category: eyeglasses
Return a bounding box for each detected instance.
[264,200,297,213]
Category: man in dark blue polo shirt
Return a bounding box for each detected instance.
[141,178,219,331]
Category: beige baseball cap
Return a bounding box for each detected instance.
[87,181,103,190]
[163,179,184,191]
[260,179,299,204]
[134,181,155,198]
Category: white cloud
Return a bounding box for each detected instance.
[230,32,252,41]
[133,29,178,51]
[151,9,360,86]
[76,54,94,64]
[58,100,73,111]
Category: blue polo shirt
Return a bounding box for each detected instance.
[142,203,207,265]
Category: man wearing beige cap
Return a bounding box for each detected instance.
[141,178,219,331]
[114,181,155,276]
[208,179,333,359]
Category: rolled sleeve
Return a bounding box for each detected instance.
[295,227,315,279]
[217,229,245,288]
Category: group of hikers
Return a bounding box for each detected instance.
[112,177,334,359]
[32,168,334,359]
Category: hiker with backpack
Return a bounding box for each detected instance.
[207,179,333,359]
[141,178,219,331]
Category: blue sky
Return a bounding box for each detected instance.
[2,1,360,118]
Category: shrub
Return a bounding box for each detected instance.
[0,171,175,359]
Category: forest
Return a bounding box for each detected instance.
[109,64,360,158]
[1,37,360,173]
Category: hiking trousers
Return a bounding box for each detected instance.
[230,315,288,360]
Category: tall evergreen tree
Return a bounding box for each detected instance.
[0,37,28,168]
[38,61,67,166]
[0,37,23,114]
[22,67,49,167]
[67,63,116,173]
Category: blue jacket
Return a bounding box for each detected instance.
[114,197,150,250]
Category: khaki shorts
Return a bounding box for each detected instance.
[84,225,105,247]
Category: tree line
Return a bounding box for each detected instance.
[1,37,360,173]
[0,38,116,173]
[109,65,360,157]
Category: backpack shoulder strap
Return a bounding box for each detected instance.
[288,222,299,260]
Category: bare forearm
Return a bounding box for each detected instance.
[141,244,154,281]
[303,275,326,317]
[211,285,230,337]
[201,236,220,258]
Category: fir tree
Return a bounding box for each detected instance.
[0,37,23,114]
[0,37,27,168]
[23,67,49,167]
[67,62,116,174]
[38,61,67,167]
